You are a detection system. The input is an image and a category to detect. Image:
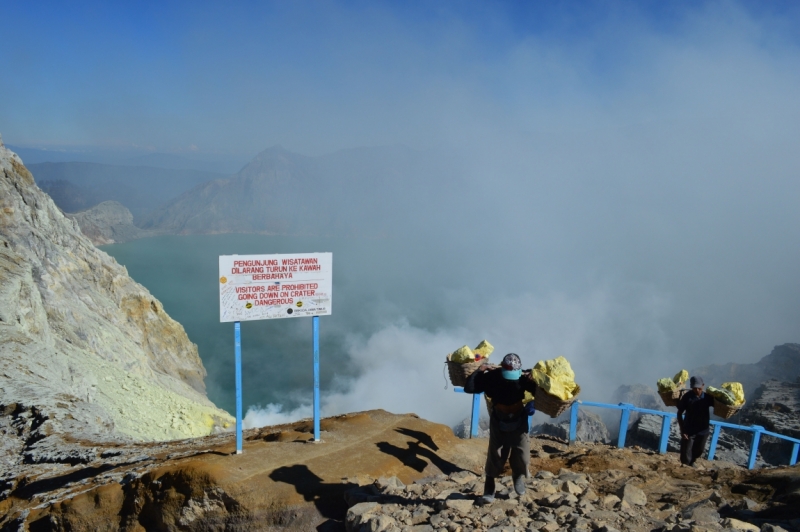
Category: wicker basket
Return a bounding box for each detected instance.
[535,385,581,418]
[713,398,745,419]
[658,387,686,407]
[445,354,482,387]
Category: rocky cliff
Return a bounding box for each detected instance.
[692,344,800,400]
[66,201,155,245]
[0,136,233,452]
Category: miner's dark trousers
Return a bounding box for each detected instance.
[485,416,530,479]
[680,432,709,465]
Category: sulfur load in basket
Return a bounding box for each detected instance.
[656,369,688,407]
[531,356,580,418]
[445,340,494,387]
[707,382,746,419]
[712,399,745,419]
[658,388,685,407]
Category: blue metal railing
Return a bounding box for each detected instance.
[455,390,800,469]
[568,401,799,469]
[570,401,676,454]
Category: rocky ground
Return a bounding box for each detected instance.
[1,410,798,532]
[344,436,800,532]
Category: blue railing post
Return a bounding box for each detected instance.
[791,443,799,466]
[707,424,722,461]
[748,426,763,470]
[569,401,580,444]
[470,393,481,438]
[617,403,632,448]
[659,415,672,454]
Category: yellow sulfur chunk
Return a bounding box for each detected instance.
[706,386,736,405]
[532,356,579,400]
[473,340,494,359]
[657,378,677,392]
[721,382,745,405]
[450,345,475,364]
[673,370,689,386]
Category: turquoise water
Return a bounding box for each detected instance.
[102,234,467,415]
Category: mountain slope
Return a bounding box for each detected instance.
[29,161,225,223]
[0,135,233,445]
[691,343,800,399]
[142,145,457,236]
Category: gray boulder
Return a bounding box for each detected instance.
[532,410,610,444]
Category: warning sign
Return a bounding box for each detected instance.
[219,253,332,322]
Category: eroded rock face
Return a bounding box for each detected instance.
[0,138,233,451]
[739,379,800,466]
[691,344,800,402]
[533,411,611,444]
[741,380,800,440]
[66,200,155,245]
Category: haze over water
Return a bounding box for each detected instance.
[103,214,799,429]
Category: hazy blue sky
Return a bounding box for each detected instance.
[2,1,799,158]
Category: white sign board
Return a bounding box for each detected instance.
[219,253,332,322]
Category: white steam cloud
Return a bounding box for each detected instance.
[245,282,676,429]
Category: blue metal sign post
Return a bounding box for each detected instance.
[220,253,332,454]
[313,316,320,442]
[234,321,243,454]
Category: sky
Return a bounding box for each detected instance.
[2,1,798,158]
[3,1,800,427]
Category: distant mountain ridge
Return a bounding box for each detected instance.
[691,343,800,398]
[7,144,247,174]
[29,161,226,223]
[142,145,458,237]
[66,201,156,245]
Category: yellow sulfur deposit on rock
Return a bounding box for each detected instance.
[0,138,234,443]
[531,356,579,401]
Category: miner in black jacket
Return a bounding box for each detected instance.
[676,375,715,466]
[465,353,537,503]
